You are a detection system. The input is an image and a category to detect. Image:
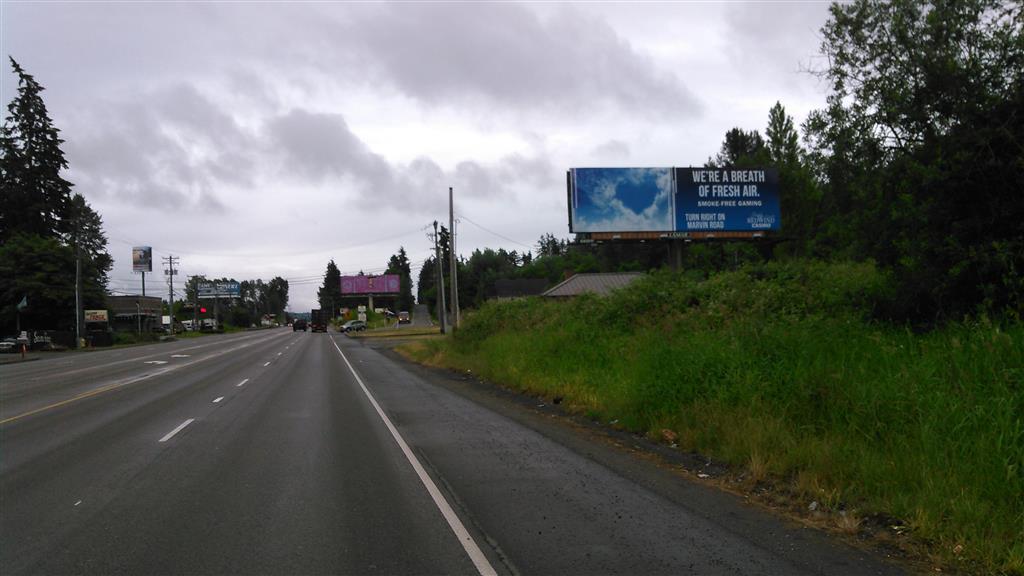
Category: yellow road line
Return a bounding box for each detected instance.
[0,378,141,425]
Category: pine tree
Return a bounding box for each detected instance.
[317,260,342,316]
[386,246,414,312]
[1,59,112,333]
[1,57,74,242]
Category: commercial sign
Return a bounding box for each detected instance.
[340,275,400,295]
[568,167,780,234]
[132,246,153,272]
[675,168,780,232]
[84,309,109,322]
[197,281,241,298]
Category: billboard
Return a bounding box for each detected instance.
[568,167,780,234]
[340,274,400,294]
[132,246,152,272]
[675,168,780,232]
[198,281,241,298]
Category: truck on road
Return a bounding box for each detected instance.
[310,309,328,332]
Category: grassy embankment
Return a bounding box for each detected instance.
[402,260,1023,574]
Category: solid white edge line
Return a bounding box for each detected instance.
[330,337,498,576]
[213,396,224,403]
[159,418,195,442]
[237,378,249,387]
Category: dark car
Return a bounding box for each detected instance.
[293,319,307,331]
[340,320,367,333]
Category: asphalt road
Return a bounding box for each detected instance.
[0,328,903,575]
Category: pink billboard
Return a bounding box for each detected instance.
[340,274,400,294]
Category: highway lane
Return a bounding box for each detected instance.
[1,329,481,574]
[1,328,903,575]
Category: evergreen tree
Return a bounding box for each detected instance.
[1,58,112,333]
[1,57,74,241]
[386,246,414,312]
[317,260,342,317]
[708,128,767,167]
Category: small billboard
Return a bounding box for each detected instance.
[84,309,109,323]
[341,275,400,295]
[132,246,152,272]
[198,281,241,298]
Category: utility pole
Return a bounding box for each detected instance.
[164,255,179,335]
[74,221,82,348]
[449,187,459,330]
[433,220,447,334]
[192,276,199,331]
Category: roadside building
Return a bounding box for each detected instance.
[493,278,549,301]
[107,295,163,333]
[542,272,644,298]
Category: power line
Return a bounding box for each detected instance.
[456,213,533,250]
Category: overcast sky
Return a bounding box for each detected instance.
[2,1,832,312]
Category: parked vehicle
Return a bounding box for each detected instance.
[340,320,367,333]
[310,309,328,332]
[293,319,307,331]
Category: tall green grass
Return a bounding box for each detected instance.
[406,260,1023,574]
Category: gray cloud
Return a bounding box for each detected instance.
[723,4,831,78]
[266,109,393,189]
[336,3,700,118]
[63,84,255,213]
[591,139,631,162]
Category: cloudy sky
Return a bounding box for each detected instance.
[2,1,832,311]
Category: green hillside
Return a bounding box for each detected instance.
[404,260,1023,574]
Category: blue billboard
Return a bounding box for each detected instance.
[674,168,780,232]
[568,167,780,234]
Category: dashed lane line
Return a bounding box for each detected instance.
[158,418,195,442]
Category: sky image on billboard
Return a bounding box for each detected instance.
[570,168,673,233]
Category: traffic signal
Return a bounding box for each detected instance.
[200,307,207,314]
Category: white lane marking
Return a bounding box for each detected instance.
[263,362,271,367]
[277,352,282,356]
[171,354,190,358]
[329,338,497,576]
[74,500,82,507]
[236,378,249,387]
[144,360,168,365]
[159,418,195,442]
[213,396,224,403]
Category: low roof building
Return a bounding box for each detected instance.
[542,272,644,298]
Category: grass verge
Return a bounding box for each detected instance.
[400,260,1023,574]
